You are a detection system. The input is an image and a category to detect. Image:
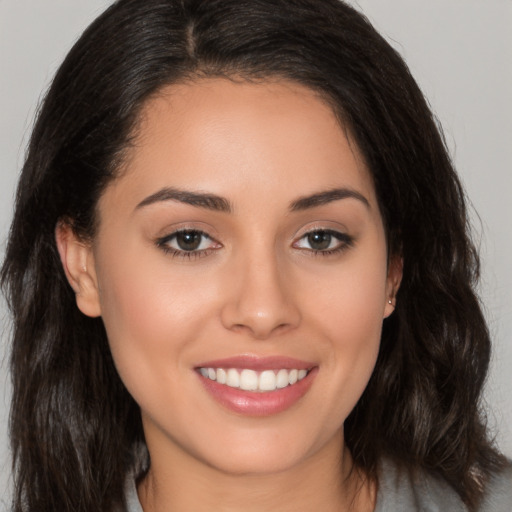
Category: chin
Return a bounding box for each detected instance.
[191,422,339,477]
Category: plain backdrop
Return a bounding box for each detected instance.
[0,0,511,507]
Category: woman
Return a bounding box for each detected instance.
[1,0,510,511]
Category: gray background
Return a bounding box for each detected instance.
[1,0,511,506]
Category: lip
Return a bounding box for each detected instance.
[195,355,318,416]
[196,355,315,371]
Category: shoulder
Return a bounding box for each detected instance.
[375,459,512,512]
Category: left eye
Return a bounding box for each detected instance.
[160,230,216,252]
[294,230,349,252]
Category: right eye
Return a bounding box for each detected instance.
[157,229,221,258]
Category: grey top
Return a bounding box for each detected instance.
[125,477,143,512]
[125,461,512,511]
[374,460,512,512]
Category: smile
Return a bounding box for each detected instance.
[196,356,317,415]
[198,367,309,392]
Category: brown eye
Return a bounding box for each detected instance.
[306,231,333,251]
[293,229,353,255]
[157,229,220,257]
[175,230,204,251]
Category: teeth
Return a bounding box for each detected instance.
[226,368,240,388]
[216,368,227,384]
[199,367,310,392]
[276,369,289,389]
[240,369,258,391]
[259,370,276,391]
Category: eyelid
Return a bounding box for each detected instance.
[292,226,354,255]
[292,221,345,241]
[153,220,220,240]
[155,227,222,260]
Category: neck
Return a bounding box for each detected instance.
[138,435,375,512]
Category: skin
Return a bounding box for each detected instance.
[57,78,401,512]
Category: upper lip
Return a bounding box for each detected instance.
[196,354,315,371]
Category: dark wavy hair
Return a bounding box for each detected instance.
[1,0,506,510]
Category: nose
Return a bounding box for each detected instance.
[220,250,301,340]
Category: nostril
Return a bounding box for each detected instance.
[219,261,301,338]
[226,318,299,340]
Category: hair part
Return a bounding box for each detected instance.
[1,1,506,510]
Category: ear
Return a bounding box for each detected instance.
[383,254,403,318]
[55,221,102,318]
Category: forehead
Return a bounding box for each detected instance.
[104,78,376,214]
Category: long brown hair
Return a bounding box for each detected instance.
[1,0,506,510]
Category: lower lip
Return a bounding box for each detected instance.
[198,368,317,416]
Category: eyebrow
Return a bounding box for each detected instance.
[135,186,369,214]
[136,187,232,213]
[289,188,370,211]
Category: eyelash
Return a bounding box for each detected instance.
[293,229,354,256]
[156,229,219,260]
[156,228,353,260]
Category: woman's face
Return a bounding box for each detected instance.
[65,79,400,476]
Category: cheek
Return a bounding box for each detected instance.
[305,244,389,338]
[301,248,388,415]
[93,246,218,385]
[335,255,387,360]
